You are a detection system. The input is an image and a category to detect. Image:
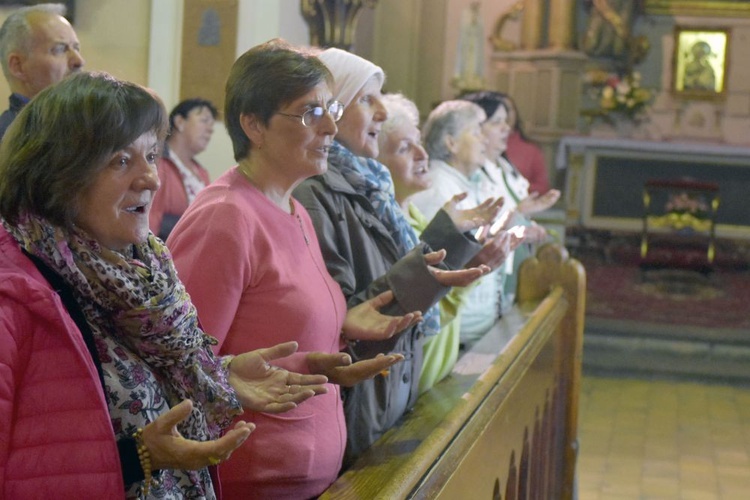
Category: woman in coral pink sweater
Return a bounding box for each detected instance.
[168,40,419,499]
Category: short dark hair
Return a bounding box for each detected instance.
[169,97,218,132]
[224,38,331,161]
[459,90,509,124]
[460,90,531,141]
[0,71,168,227]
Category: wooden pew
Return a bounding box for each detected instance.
[321,244,586,499]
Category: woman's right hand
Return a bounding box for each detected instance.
[342,290,422,341]
[143,400,254,471]
[306,351,405,387]
[424,249,490,287]
[466,230,515,271]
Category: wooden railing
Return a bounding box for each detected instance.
[321,244,586,499]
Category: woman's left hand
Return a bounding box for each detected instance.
[228,341,329,413]
[442,193,505,232]
[342,290,422,341]
[307,352,405,387]
[517,189,561,216]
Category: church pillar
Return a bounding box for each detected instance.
[521,0,544,49]
[548,0,576,50]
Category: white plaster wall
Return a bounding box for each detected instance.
[149,0,310,180]
[0,0,151,107]
[370,0,520,115]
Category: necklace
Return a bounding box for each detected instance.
[238,161,296,216]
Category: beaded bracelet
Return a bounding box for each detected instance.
[221,354,235,370]
[133,428,154,495]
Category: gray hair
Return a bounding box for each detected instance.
[422,100,485,162]
[379,93,420,151]
[0,3,67,81]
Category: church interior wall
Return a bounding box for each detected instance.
[0,0,151,110]
[3,1,750,179]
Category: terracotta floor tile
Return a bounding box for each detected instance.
[577,376,750,500]
[640,475,680,496]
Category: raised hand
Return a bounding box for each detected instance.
[228,341,329,414]
[466,230,514,271]
[521,222,548,244]
[442,193,505,232]
[307,351,405,387]
[424,249,490,287]
[517,189,560,216]
[343,290,422,341]
[143,400,254,471]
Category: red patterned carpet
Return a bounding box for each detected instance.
[573,232,750,339]
[583,259,750,331]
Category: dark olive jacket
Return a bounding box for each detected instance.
[294,155,480,467]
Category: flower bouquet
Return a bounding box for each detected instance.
[653,191,712,233]
[586,70,652,123]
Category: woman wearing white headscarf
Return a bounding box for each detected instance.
[293,48,490,467]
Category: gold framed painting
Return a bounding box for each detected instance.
[672,27,729,99]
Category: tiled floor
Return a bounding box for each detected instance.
[577,375,750,500]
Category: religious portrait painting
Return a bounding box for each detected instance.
[672,27,729,99]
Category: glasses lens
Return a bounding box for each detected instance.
[329,101,344,122]
[302,106,325,127]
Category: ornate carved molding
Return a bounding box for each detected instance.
[646,0,750,18]
[300,0,379,50]
[489,1,524,52]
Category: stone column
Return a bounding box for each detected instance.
[521,0,544,50]
[548,0,576,50]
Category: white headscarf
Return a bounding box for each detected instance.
[318,48,385,107]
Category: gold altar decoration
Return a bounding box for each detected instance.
[583,0,649,72]
[489,1,523,52]
[300,0,379,50]
[646,0,750,18]
[641,182,720,264]
[648,212,713,233]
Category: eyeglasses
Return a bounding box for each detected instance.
[276,101,344,127]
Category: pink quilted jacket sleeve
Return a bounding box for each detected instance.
[1,242,124,498]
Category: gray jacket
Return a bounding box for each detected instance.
[294,161,480,467]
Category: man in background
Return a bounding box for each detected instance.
[0,3,84,139]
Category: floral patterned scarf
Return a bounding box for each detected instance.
[3,214,241,441]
